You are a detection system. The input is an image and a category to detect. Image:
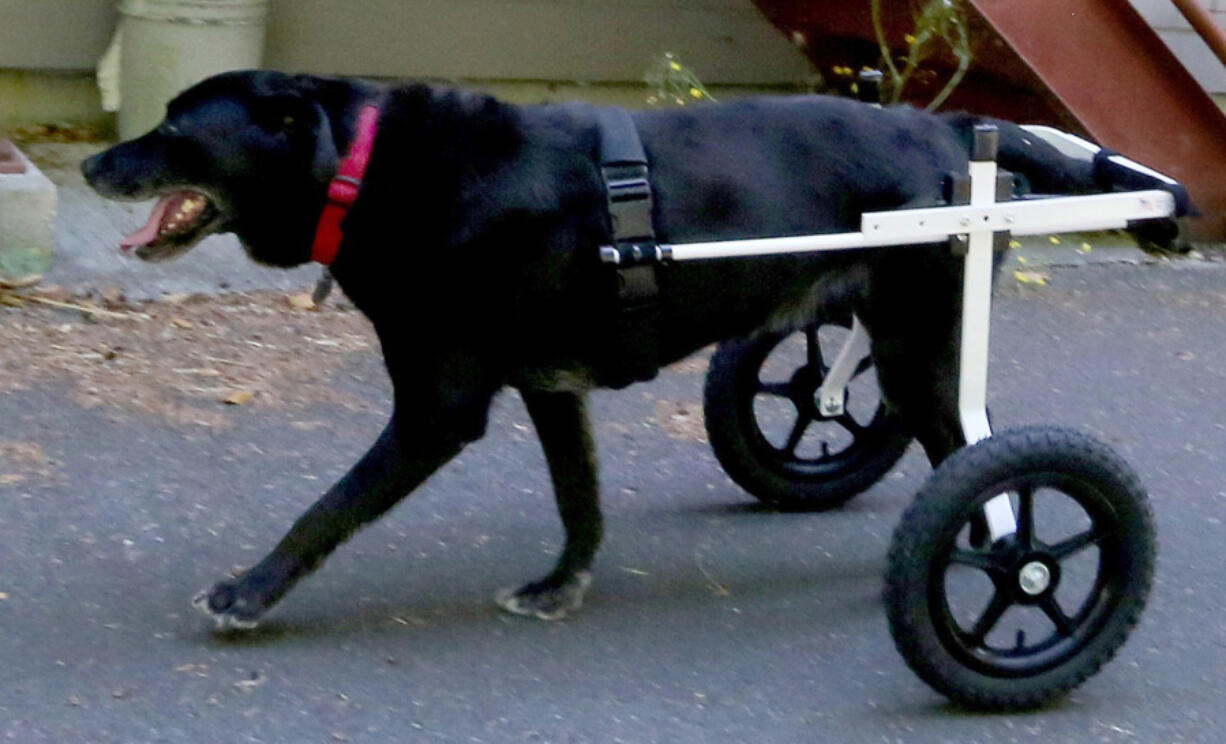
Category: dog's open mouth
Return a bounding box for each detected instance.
[121,190,222,261]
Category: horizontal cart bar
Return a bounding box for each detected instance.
[599,189,1175,264]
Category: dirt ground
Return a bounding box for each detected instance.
[0,287,379,430]
[0,285,711,442]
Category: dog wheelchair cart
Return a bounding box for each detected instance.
[604,124,1175,709]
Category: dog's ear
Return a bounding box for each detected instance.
[251,91,322,139]
[251,91,337,180]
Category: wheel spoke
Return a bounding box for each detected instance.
[949,548,1007,575]
[782,413,813,456]
[1016,484,1035,549]
[757,381,793,399]
[834,413,864,435]
[1049,528,1099,560]
[1040,595,1075,637]
[966,590,1012,647]
[804,326,825,372]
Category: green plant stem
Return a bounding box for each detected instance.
[925,24,970,110]
[871,0,902,88]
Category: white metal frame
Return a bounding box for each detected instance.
[816,315,871,417]
[648,125,1179,541]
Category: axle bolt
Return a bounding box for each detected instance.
[1018,561,1051,596]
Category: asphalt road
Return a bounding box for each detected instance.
[2,260,1225,743]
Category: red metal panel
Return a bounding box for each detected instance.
[969,0,1226,237]
[753,0,1226,237]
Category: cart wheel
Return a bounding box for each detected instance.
[703,319,911,510]
[885,426,1156,710]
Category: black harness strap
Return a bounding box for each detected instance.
[594,107,662,387]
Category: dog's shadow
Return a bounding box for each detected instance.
[199,487,906,648]
[202,549,887,651]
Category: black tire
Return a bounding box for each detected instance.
[885,426,1156,710]
[703,321,912,510]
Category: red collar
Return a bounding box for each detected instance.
[310,105,380,265]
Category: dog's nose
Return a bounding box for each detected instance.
[80,152,104,185]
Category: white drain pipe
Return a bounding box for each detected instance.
[116,0,269,139]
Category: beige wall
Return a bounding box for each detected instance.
[0,0,118,69]
[0,0,809,85]
[263,0,810,85]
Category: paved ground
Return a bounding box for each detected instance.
[2,256,1226,742]
[1,143,1223,742]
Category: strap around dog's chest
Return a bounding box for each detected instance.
[596,108,657,257]
[593,107,662,387]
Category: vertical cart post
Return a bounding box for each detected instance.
[960,125,1017,540]
[958,125,1000,445]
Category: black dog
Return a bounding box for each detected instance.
[82,70,1183,628]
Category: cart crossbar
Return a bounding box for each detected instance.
[660,189,1176,262]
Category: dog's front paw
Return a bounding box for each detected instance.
[192,576,273,630]
[496,571,591,621]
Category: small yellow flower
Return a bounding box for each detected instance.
[1010,240,1022,250]
[904,33,918,45]
[690,87,703,99]
[1048,235,1062,245]
[1016,254,1028,264]
[1079,242,1092,253]
[670,61,682,71]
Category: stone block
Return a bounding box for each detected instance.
[0,139,56,285]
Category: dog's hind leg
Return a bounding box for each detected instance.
[497,389,601,620]
[858,254,967,467]
[194,416,468,629]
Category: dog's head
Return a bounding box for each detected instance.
[82,70,362,266]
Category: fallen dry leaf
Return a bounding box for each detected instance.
[653,399,708,443]
[288,292,316,311]
[1013,269,1049,286]
[171,318,193,329]
[234,672,267,691]
[0,273,42,290]
[222,390,255,406]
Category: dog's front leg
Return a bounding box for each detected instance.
[194,416,463,629]
[497,389,601,620]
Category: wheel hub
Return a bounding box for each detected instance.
[790,363,849,421]
[1018,561,1052,596]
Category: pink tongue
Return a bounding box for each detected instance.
[120,196,174,251]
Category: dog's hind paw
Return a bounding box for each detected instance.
[495,571,591,621]
[192,580,267,631]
